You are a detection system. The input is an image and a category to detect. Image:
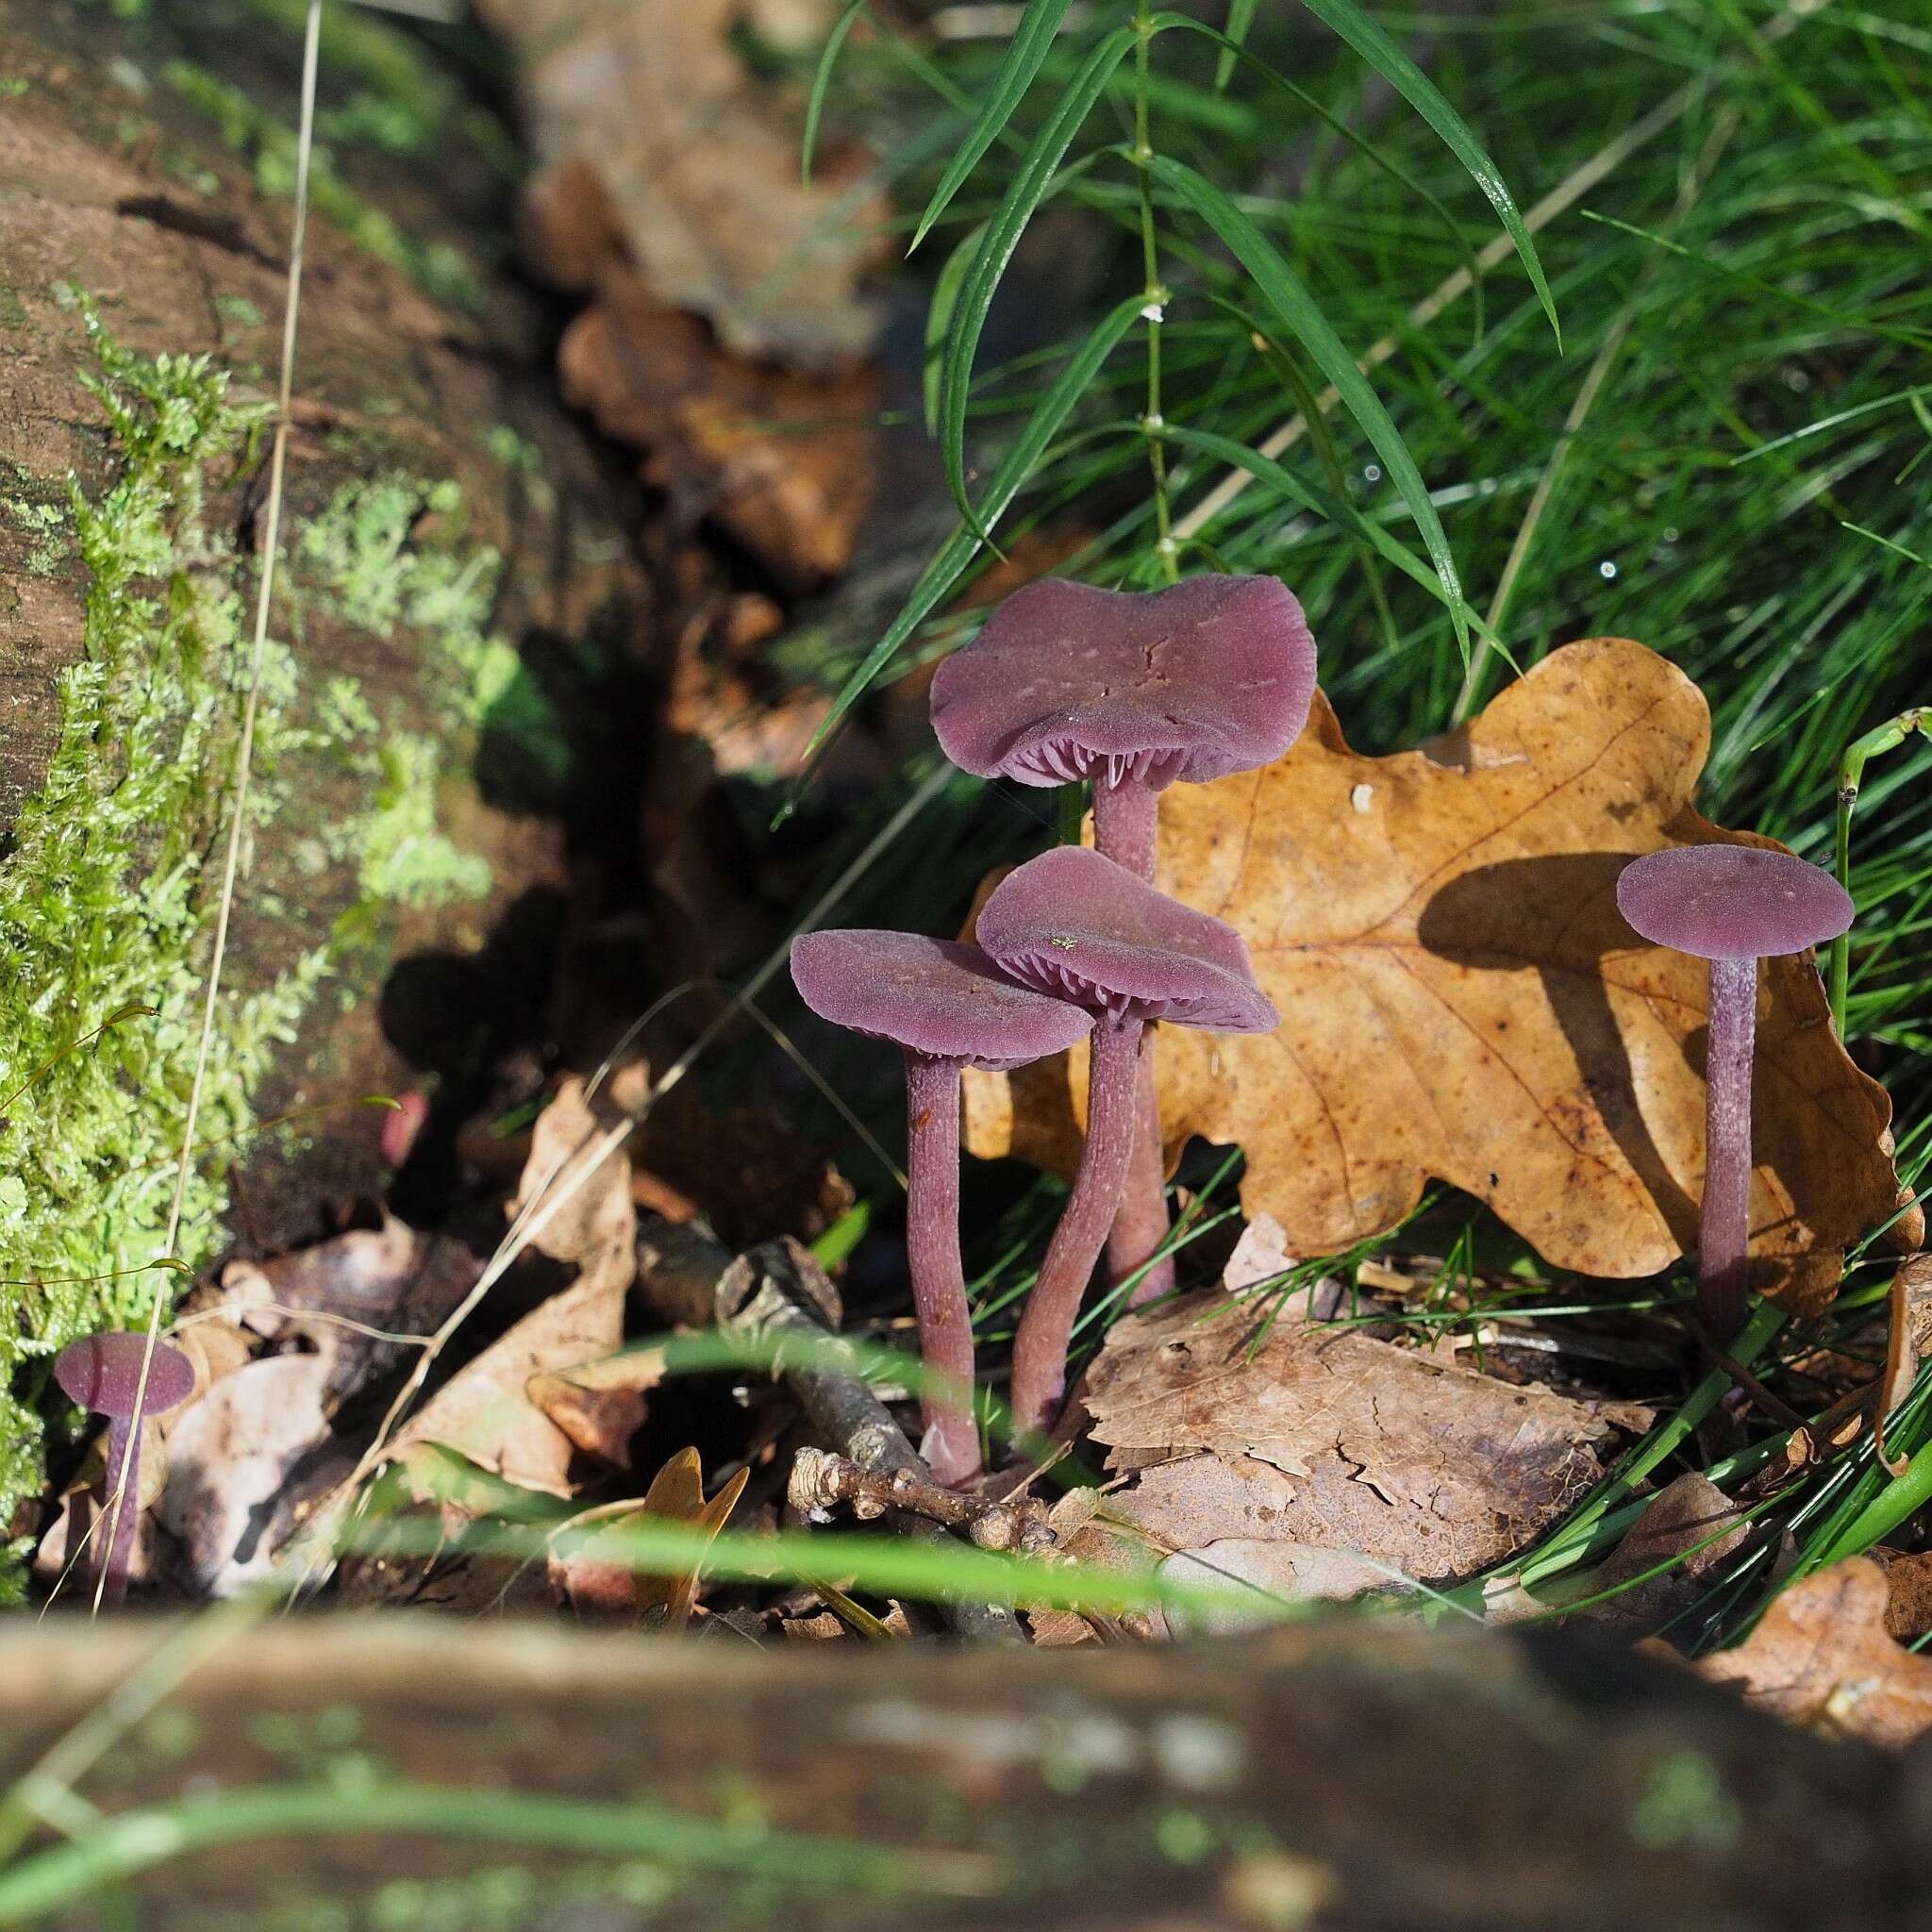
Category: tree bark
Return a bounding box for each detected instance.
[0,1614,1927,1928]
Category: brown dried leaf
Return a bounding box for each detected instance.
[393,1080,634,1495]
[967,639,1908,1307]
[1872,1548,1932,1644]
[1159,1542,1395,1632]
[154,1356,350,1597]
[485,0,881,368]
[550,1447,748,1626]
[1698,1558,1932,1749]
[217,1214,482,1403]
[1563,1472,1751,1635]
[558,277,878,587]
[526,1348,667,1469]
[633,1446,750,1629]
[1082,1291,1651,1584]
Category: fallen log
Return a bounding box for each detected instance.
[0,1613,1925,1928]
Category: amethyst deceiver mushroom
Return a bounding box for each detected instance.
[974,845,1277,1436]
[791,931,1094,1484]
[1616,845,1855,1339]
[930,575,1316,1304]
[54,1331,195,1607]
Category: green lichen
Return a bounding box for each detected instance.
[3,493,70,575]
[161,61,485,314]
[0,308,506,1592]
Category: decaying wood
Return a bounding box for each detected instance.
[2,1613,1929,1928]
[712,1235,1024,1644]
[0,0,647,1247]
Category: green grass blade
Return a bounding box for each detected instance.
[813,293,1143,759]
[1159,422,1493,647]
[1292,0,1558,343]
[1215,0,1258,90]
[939,26,1138,539]
[924,219,986,438]
[1149,154,1470,651]
[909,0,1074,254]
[1159,14,1486,345]
[802,0,869,187]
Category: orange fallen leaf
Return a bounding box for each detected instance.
[967,639,1908,1307]
[1698,1558,1932,1749]
[549,1446,749,1627]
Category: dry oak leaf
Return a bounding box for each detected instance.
[1080,1291,1652,1586]
[966,638,1908,1308]
[1698,1558,1932,1750]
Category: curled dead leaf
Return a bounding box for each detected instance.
[967,639,1907,1307]
[526,1348,667,1469]
[391,1079,635,1496]
[550,1447,749,1626]
[1698,1558,1932,1749]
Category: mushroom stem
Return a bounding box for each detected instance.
[1091,773,1176,1307]
[1091,772,1159,881]
[1009,1014,1146,1438]
[902,1051,981,1485]
[96,1415,141,1611]
[1699,955,1758,1339]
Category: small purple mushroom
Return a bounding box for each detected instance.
[930,575,1316,1303]
[55,1330,196,1607]
[975,846,1277,1435]
[791,931,1094,1484]
[1617,844,1855,1338]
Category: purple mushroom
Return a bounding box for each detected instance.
[931,575,1314,1305]
[55,1330,196,1607]
[1616,844,1855,1338]
[791,931,1094,1484]
[974,846,1277,1436]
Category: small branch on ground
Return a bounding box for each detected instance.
[641,1223,1026,1642]
[788,1448,1056,1555]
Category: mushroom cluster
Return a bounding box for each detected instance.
[804,579,1863,1481]
[794,575,1307,1477]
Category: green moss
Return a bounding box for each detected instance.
[0,305,308,1586]
[215,291,264,329]
[0,307,505,1592]
[1627,1751,1741,1853]
[160,61,485,313]
[298,473,574,799]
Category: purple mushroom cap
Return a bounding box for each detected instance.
[1617,845,1854,961]
[791,931,1095,1071]
[929,575,1317,791]
[54,1332,196,1420]
[975,846,1278,1032]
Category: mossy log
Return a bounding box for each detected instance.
[0,1613,1927,1928]
[0,0,657,1544]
